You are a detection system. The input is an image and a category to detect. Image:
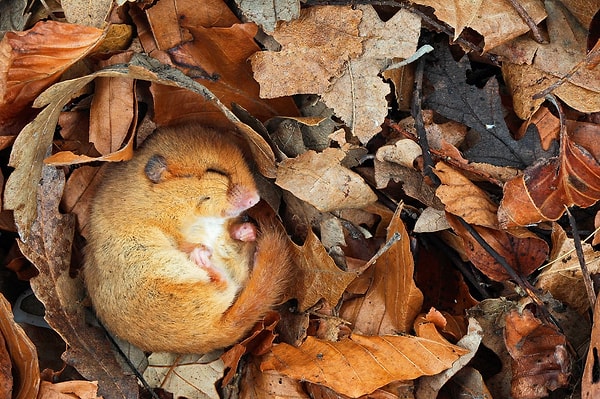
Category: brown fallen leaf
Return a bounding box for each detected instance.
[434,162,499,229]
[89,52,135,155]
[410,0,546,51]
[292,229,357,312]
[504,308,571,398]
[497,0,600,117]
[341,205,424,335]
[276,148,377,212]
[445,213,548,281]
[535,223,600,314]
[0,21,105,135]
[18,165,138,399]
[37,380,101,399]
[241,359,308,399]
[498,117,600,227]
[321,5,420,144]
[138,0,298,127]
[251,6,363,99]
[261,333,468,398]
[582,289,600,397]
[0,293,39,399]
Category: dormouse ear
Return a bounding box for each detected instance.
[144,154,169,184]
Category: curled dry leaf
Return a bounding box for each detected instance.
[276,148,377,212]
[0,293,39,399]
[504,309,571,398]
[498,123,600,227]
[0,21,105,134]
[261,333,468,398]
[434,162,499,228]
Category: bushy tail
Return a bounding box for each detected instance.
[217,221,293,335]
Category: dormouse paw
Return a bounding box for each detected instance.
[230,222,257,242]
[188,245,228,290]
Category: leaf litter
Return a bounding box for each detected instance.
[0,0,599,399]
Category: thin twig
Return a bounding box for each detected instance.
[356,232,402,274]
[505,0,546,43]
[456,216,563,329]
[565,207,596,309]
[412,56,441,187]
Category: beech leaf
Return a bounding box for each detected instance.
[261,333,468,398]
[341,205,424,335]
[498,124,600,227]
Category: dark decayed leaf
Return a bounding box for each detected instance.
[424,40,556,168]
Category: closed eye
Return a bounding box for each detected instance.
[206,168,229,177]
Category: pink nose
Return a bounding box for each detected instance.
[228,185,260,215]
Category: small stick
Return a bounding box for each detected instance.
[505,0,546,43]
[565,207,596,309]
[412,56,441,187]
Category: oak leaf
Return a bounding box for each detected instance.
[292,229,356,312]
[250,6,363,98]
[261,333,468,398]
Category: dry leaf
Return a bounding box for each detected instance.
[504,309,570,398]
[143,353,224,399]
[18,165,138,398]
[434,162,499,229]
[262,333,468,398]
[535,223,600,314]
[497,0,600,117]
[61,0,112,27]
[321,5,420,144]
[410,0,546,51]
[251,6,363,98]
[416,318,483,399]
[445,213,549,281]
[0,21,104,135]
[235,0,300,33]
[136,0,298,128]
[276,148,377,212]
[498,121,600,227]
[292,229,356,312]
[240,359,308,399]
[37,380,101,399]
[582,289,600,397]
[341,205,424,335]
[0,293,39,399]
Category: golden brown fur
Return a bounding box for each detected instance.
[83,125,291,353]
